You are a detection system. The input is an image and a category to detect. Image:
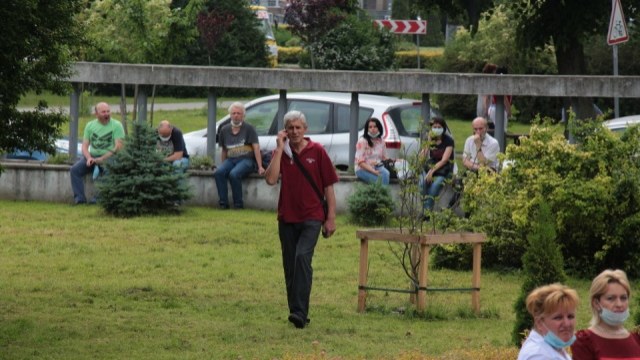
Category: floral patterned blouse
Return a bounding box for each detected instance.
[354,137,386,172]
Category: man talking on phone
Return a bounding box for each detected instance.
[265,110,338,329]
[462,117,500,172]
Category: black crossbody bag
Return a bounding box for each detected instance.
[291,151,328,220]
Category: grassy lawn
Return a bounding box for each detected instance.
[0,200,596,359]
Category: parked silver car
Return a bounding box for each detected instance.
[184,92,440,170]
[603,115,640,133]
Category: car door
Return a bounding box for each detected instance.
[287,99,333,159]
[331,104,373,170]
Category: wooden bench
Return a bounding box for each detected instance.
[505,132,529,146]
[355,229,486,314]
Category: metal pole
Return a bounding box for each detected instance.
[613,44,620,118]
[349,92,360,172]
[69,83,80,160]
[277,89,287,130]
[207,89,217,162]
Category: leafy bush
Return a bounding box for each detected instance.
[278,46,304,64]
[189,155,214,170]
[457,117,640,277]
[46,153,72,165]
[98,121,192,217]
[306,15,396,71]
[394,50,443,70]
[347,182,394,226]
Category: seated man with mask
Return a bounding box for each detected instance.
[157,120,189,173]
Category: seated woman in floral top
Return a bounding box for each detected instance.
[354,117,391,185]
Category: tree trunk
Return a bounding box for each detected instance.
[554,38,597,122]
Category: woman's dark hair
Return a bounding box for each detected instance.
[430,116,449,136]
[362,117,383,147]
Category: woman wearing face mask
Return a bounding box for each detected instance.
[570,269,640,359]
[354,118,390,185]
[518,283,579,360]
[420,117,454,218]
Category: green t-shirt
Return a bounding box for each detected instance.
[83,118,125,157]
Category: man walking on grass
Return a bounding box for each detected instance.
[265,110,338,329]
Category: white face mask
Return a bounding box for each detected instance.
[159,135,171,142]
[367,131,380,138]
[231,120,243,128]
[431,128,444,137]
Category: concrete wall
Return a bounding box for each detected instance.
[1,161,453,214]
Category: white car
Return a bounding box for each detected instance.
[184,92,440,170]
[603,115,640,133]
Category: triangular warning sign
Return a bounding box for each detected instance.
[608,0,629,45]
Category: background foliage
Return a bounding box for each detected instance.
[458,118,640,277]
[347,182,395,226]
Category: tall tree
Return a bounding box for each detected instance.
[0,1,83,161]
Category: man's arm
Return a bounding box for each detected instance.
[164,150,184,162]
[252,143,265,175]
[323,184,336,237]
[95,138,123,164]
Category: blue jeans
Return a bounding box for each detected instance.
[214,157,256,208]
[356,165,390,185]
[170,157,190,173]
[70,156,108,203]
[421,173,448,211]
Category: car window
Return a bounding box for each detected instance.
[244,100,278,136]
[387,105,423,137]
[288,100,331,134]
[335,105,373,133]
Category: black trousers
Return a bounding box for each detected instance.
[278,220,322,320]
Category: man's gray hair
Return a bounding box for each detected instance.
[228,101,245,113]
[283,110,307,128]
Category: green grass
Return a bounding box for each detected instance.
[0,200,597,359]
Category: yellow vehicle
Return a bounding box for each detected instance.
[250,5,278,67]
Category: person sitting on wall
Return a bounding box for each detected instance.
[462,117,500,173]
[354,117,391,185]
[214,102,264,209]
[70,102,125,204]
[157,120,189,173]
[420,116,455,217]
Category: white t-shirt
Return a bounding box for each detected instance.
[462,133,500,170]
[517,329,572,360]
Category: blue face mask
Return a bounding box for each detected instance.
[542,325,576,349]
[600,308,630,326]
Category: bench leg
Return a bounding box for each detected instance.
[357,238,369,312]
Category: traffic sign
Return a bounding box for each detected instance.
[608,0,629,45]
[374,20,427,35]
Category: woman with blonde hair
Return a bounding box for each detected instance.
[518,283,579,360]
[571,269,640,359]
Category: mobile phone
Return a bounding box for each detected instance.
[322,227,329,238]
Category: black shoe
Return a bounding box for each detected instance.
[288,313,307,329]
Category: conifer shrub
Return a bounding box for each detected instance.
[347,181,394,226]
[511,202,567,345]
[97,121,192,217]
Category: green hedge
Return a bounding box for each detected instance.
[277,46,443,69]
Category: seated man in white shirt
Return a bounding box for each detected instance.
[462,117,500,172]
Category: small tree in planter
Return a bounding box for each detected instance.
[97,121,191,217]
[512,202,566,345]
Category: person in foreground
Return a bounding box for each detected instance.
[420,116,455,216]
[462,117,500,172]
[354,117,390,185]
[570,269,640,359]
[265,110,338,329]
[70,102,125,204]
[517,283,579,360]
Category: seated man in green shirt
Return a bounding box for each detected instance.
[70,102,125,204]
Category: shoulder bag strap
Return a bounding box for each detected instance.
[291,151,324,202]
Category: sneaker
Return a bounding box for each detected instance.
[288,313,307,329]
